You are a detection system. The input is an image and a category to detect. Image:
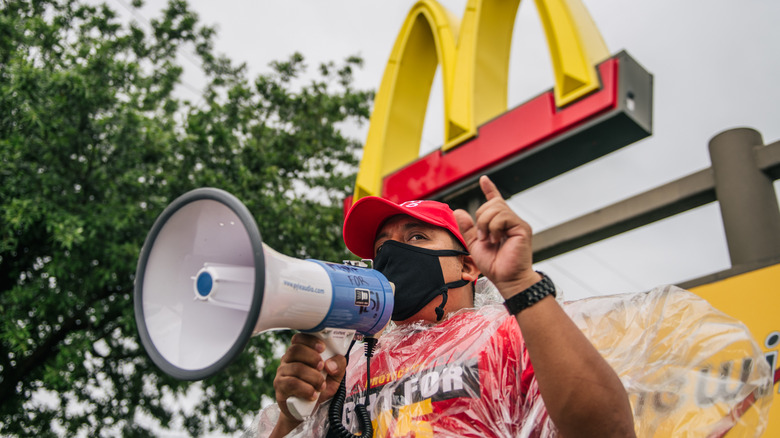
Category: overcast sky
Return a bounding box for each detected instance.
[126,0,780,301]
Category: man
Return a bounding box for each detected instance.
[269,176,635,437]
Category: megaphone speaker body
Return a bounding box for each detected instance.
[135,188,393,385]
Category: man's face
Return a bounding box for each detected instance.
[374,215,477,323]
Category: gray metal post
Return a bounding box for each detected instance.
[708,127,780,266]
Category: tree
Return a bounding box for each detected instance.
[0,0,373,435]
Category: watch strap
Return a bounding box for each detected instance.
[503,272,556,315]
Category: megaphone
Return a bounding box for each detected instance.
[134,188,394,419]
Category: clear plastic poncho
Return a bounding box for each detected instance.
[243,280,773,437]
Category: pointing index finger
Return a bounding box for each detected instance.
[479,175,503,201]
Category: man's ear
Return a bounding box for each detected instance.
[460,255,480,282]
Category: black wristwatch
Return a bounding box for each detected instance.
[503,272,556,315]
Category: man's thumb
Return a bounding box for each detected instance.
[453,209,476,248]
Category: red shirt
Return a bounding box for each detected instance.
[342,305,552,437]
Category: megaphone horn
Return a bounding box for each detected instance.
[134,188,394,419]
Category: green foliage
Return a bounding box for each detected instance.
[0,0,373,435]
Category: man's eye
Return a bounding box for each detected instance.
[409,234,425,241]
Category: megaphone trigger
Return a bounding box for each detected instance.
[286,328,356,420]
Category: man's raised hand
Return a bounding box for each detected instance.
[453,175,541,298]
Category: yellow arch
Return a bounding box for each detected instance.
[535,0,610,106]
[353,0,609,202]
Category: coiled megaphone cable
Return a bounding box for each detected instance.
[326,337,378,437]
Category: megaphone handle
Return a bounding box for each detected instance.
[286,328,356,421]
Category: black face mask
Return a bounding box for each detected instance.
[373,240,469,322]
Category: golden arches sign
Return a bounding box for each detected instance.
[353,0,610,202]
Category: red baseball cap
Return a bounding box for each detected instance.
[343,197,468,259]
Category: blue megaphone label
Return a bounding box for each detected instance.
[303,261,394,336]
